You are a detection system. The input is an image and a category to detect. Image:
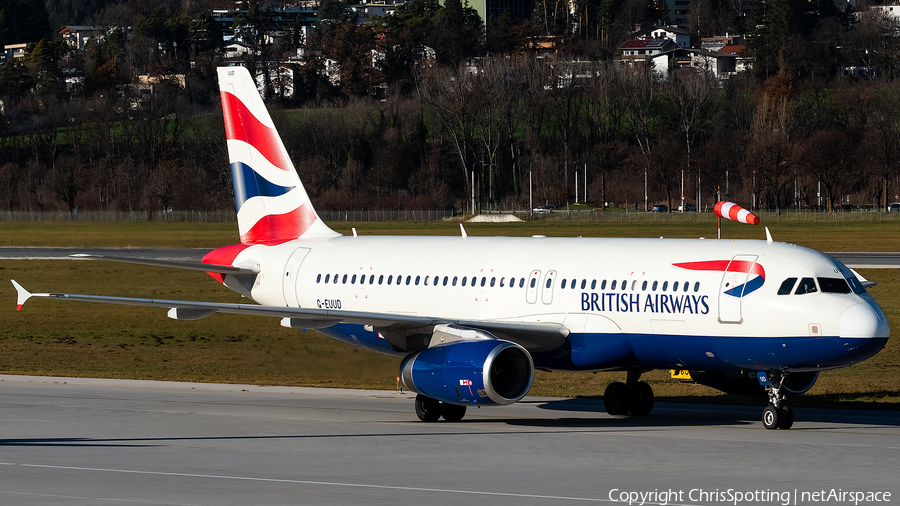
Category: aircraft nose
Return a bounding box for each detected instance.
[839,303,889,338]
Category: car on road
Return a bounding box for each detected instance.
[889,203,900,212]
[651,204,668,213]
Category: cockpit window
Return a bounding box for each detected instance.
[846,276,865,294]
[777,278,797,295]
[818,277,851,294]
[795,278,817,295]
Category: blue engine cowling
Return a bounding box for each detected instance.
[400,340,534,406]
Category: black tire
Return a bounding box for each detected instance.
[629,382,655,416]
[778,406,794,430]
[762,405,781,430]
[415,395,441,422]
[441,403,467,421]
[604,382,630,416]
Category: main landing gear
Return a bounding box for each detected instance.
[604,371,655,416]
[415,395,468,422]
[762,371,794,430]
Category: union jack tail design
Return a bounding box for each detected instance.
[217,66,338,243]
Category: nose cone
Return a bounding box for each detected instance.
[840,302,890,339]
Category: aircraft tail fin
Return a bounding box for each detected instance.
[216,66,338,243]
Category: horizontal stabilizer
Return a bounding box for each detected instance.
[71,254,260,276]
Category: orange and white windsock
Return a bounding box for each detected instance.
[715,201,760,225]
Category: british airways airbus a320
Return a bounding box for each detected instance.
[12,66,889,430]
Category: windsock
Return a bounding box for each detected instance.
[714,201,760,225]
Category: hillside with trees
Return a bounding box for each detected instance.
[1,0,899,215]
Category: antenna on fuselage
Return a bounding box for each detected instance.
[460,224,468,238]
[765,227,773,245]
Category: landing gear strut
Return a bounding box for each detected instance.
[414,395,468,422]
[762,371,794,430]
[604,371,655,416]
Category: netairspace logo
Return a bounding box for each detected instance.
[608,488,892,506]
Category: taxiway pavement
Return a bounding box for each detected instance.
[0,376,897,506]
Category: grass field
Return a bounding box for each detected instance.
[1,220,897,409]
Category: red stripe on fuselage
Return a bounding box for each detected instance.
[220,91,292,172]
[240,204,318,244]
[673,260,765,278]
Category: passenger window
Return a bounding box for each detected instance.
[693,282,699,292]
[611,280,617,290]
[379,275,384,285]
[683,281,689,292]
[452,276,458,286]
[572,279,577,289]
[387,275,393,285]
[530,278,536,288]
[500,277,505,287]
[360,275,366,285]
[631,280,636,290]
[662,281,668,291]
[462,276,467,286]
[591,280,596,290]
[621,280,627,290]
[642,280,647,291]
[491,277,496,287]
[324,274,330,283]
[561,279,567,289]
[351,274,357,284]
[601,280,607,289]
[480,277,486,287]
[777,278,797,295]
[673,281,679,291]
[519,278,525,288]
[795,278,817,295]
[316,274,321,283]
[406,275,411,285]
[424,276,429,286]
[342,274,348,284]
[369,275,375,284]
[652,281,658,290]
[415,275,420,286]
[581,280,586,289]
[333,274,338,284]
[545,278,553,288]
[818,277,851,294]
[443,276,449,286]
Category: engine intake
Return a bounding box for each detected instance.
[400,339,534,406]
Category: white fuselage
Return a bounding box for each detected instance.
[215,235,888,373]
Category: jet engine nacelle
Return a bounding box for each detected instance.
[400,339,534,406]
[689,370,820,397]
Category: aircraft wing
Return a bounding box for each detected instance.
[10,281,569,353]
[70,254,260,276]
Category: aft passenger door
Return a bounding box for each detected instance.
[282,248,311,307]
[718,254,758,324]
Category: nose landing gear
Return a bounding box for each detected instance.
[762,371,794,430]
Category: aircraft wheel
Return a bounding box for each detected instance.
[604,382,631,416]
[778,406,794,430]
[441,403,467,421]
[415,395,441,422]
[762,405,782,430]
[629,382,655,416]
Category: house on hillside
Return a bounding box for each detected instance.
[617,38,679,76]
